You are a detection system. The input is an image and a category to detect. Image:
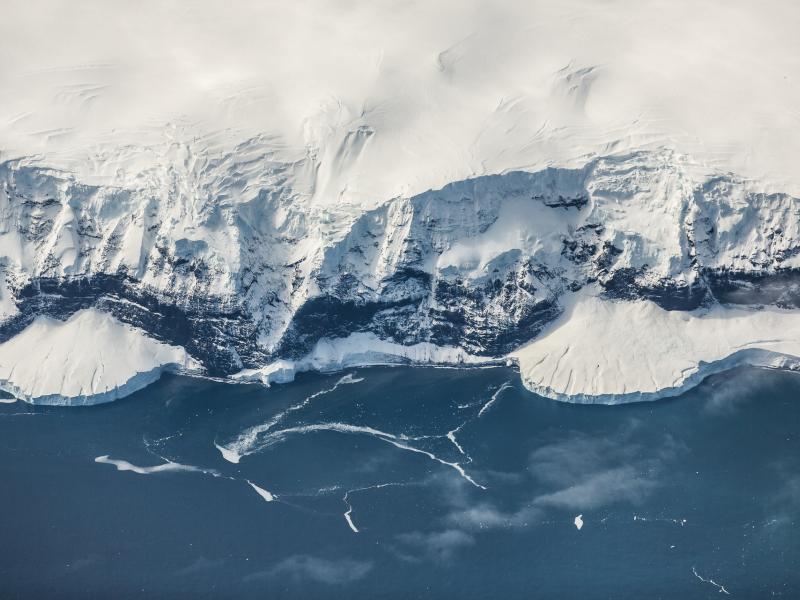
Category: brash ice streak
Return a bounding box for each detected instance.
[691,566,731,595]
[446,381,512,464]
[342,483,409,533]
[446,425,468,457]
[478,382,512,418]
[381,437,486,490]
[227,420,486,490]
[94,455,219,476]
[216,374,364,463]
[220,377,513,491]
[343,490,359,533]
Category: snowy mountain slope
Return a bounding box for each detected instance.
[2,149,800,404]
[1,0,799,403]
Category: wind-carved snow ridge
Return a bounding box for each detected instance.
[691,567,731,595]
[216,373,364,464]
[3,1,800,196]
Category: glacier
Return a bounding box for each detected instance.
[1,0,799,404]
[0,309,199,405]
[512,294,800,403]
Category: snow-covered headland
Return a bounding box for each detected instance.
[1,0,799,404]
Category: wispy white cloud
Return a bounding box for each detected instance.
[446,502,543,531]
[701,368,774,416]
[246,555,372,585]
[175,556,227,577]
[532,465,655,510]
[443,421,685,532]
[526,422,684,511]
[395,529,475,562]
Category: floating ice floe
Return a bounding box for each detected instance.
[247,481,276,502]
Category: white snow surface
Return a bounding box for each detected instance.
[0,309,199,405]
[1,0,799,200]
[512,294,800,403]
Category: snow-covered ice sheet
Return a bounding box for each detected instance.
[0,309,200,405]
[1,0,798,201]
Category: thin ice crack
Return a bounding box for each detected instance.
[692,566,731,595]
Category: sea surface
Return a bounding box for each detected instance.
[0,365,798,599]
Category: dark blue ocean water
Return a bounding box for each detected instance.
[0,366,798,599]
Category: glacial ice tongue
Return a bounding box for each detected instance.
[512,294,800,403]
[0,309,200,405]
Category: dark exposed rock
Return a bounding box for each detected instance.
[3,154,800,377]
[6,275,262,376]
